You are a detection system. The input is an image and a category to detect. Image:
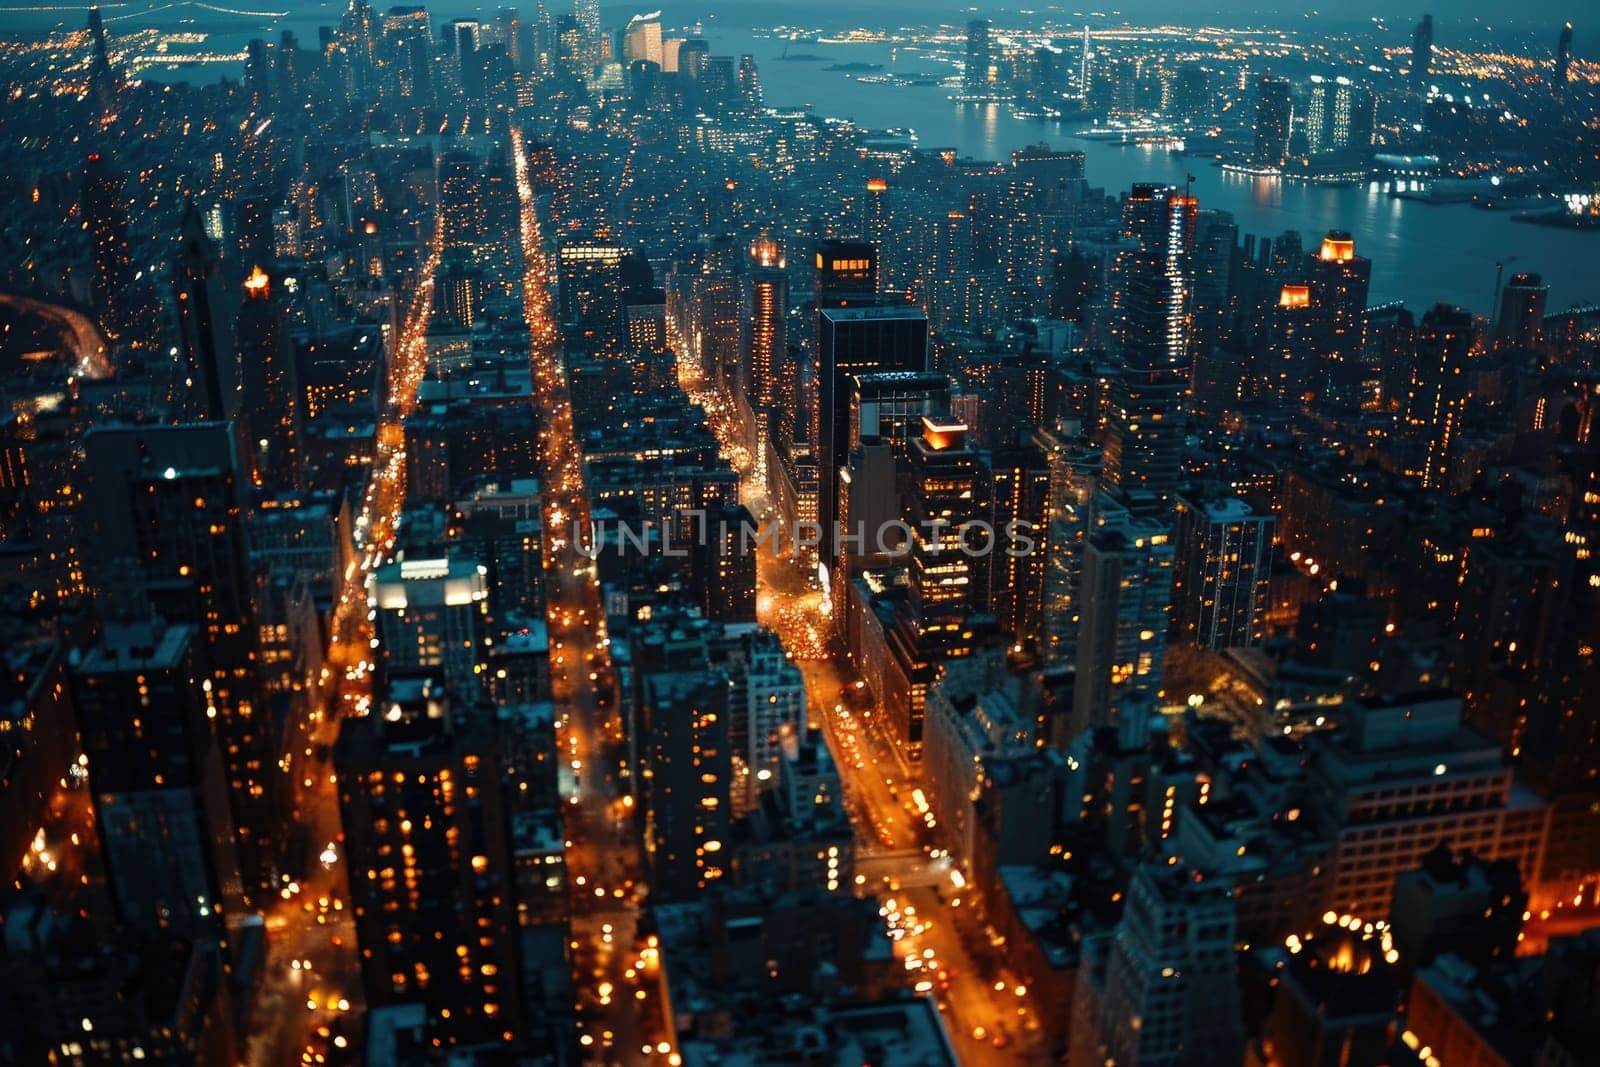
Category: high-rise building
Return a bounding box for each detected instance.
[640,670,731,900]
[72,620,243,940]
[813,239,878,307]
[885,417,992,760]
[82,153,135,338]
[816,305,928,564]
[573,0,601,68]
[235,266,301,491]
[987,443,1051,644]
[1495,272,1547,351]
[729,629,807,811]
[1172,495,1274,649]
[1252,75,1292,168]
[963,18,993,98]
[1412,15,1434,87]
[83,423,279,897]
[1096,861,1245,1067]
[1555,22,1573,93]
[1404,304,1475,488]
[1305,692,1550,918]
[1305,76,1376,156]
[1035,426,1102,669]
[1073,493,1174,746]
[557,242,631,343]
[746,237,787,411]
[86,5,124,112]
[371,557,490,697]
[173,199,238,422]
[622,10,663,67]
[337,673,525,1050]
[1102,183,1196,514]
[1303,231,1372,403]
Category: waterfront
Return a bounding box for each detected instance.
[16,0,1599,313]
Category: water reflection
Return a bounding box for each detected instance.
[744,38,1597,314]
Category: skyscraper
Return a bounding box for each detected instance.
[1304,231,1373,403]
[573,0,600,69]
[82,153,135,338]
[83,423,280,896]
[72,620,243,940]
[1035,426,1102,669]
[622,10,663,67]
[371,557,490,698]
[1404,304,1475,489]
[963,18,993,98]
[1172,495,1274,649]
[816,304,928,564]
[1555,22,1573,93]
[173,199,237,422]
[337,673,525,1049]
[1251,75,1292,168]
[886,417,993,761]
[1097,862,1245,1067]
[86,5,123,113]
[746,236,787,412]
[640,670,731,899]
[1412,14,1434,87]
[1495,272,1548,351]
[235,266,302,491]
[1305,76,1376,156]
[1102,183,1196,514]
[813,239,878,307]
[1072,494,1174,745]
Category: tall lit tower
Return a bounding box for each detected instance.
[574,0,600,68]
[1251,75,1292,168]
[747,236,787,410]
[235,266,302,491]
[1411,14,1434,88]
[173,199,237,422]
[1102,183,1196,515]
[963,18,992,98]
[1304,231,1372,403]
[86,5,124,113]
[1555,22,1573,94]
[1404,304,1474,489]
[82,153,134,338]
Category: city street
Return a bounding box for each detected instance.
[684,372,1051,1066]
[246,220,442,1067]
[513,124,675,1066]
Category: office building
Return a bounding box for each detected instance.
[235,266,302,491]
[813,239,878,307]
[172,199,239,422]
[371,557,490,697]
[640,670,731,900]
[817,305,928,564]
[1096,861,1245,1067]
[72,621,242,940]
[963,18,993,98]
[1495,272,1547,351]
[1252,76,1292,168]
[1403,304,1475,489]
[1073,493,1174,746]
[1305,691,1550,918]
[1103,183,1196,514]
[1172,495,1274,649]
[83,423,279,897]
[337,673,524,1050]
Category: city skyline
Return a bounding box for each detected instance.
[0,2,1596,1066]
